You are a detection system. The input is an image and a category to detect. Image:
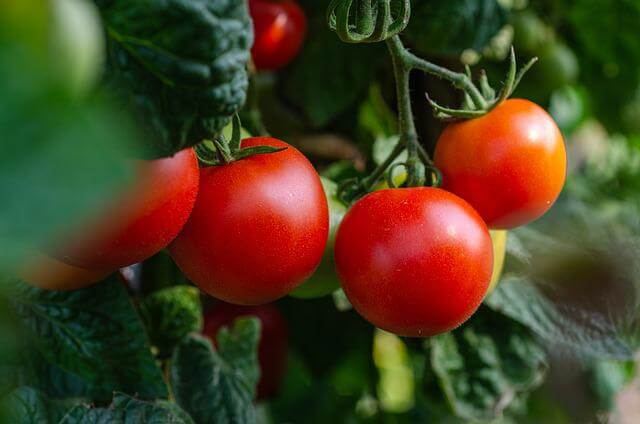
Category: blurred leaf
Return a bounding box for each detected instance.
[170,319,260,423]
[60,392,194,423]
[373,330,414,413]
[588,359,634,412]
[427,307,547,422]
[3,386,74,424]
[8,277,167,399]
[282,26,386,127]
[96,0,253,156]
[486,206,640,359]
[404,0,508,56]
[139,286,203,358]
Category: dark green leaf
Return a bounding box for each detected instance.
[404,0,508,56]
[3,386,73,424]
[8,277,167,399]
[139,286,203,358]
[282,26,386,127]
[96,0,253,156]
[427,307,547,421]
[170,319,260,424]
[60,392,194,424]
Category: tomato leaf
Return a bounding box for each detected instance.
[95,0,253,157]
[170,319,260,423]
[426,307,547,422]
[7,277,167,399]
[59,393,194,423]
[486,207,640,360]
[139,286,203,358]
[2,386,75,424]
[403,0,508,56]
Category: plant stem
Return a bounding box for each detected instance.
[361,142,405,190]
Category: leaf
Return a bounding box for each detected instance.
[8,277,167,399]
[95,0,253,156]
[139,286,203,358]
[170,319,260,424]
[0,40,140,275]
[282,23,386,127]
[403,0,508,56]
[60,392,194,424]
[427,307,548,422]
[486,203,640,360]
[3,386,73,424]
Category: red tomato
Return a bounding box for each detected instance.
[54,148,200,270]
[170,137,329,305]
[203,302,288,400]
[250,0,307,70]
[334,187,493,337]
[19,252,111,291]
[434,99,567,229]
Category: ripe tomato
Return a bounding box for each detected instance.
[434,99,567,229]
[203,302,288,400]
[249,0,307,70]
[54,148,199,270]
[19,252,110,291]
[170,137,329,305]
[334,187,493,337]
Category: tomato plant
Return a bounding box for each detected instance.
[250,0,307,70]
[53,148,199,270]
[170,137,328,305]
[434,99,567,229]
[335,187,493,337]
[203,302,288,400]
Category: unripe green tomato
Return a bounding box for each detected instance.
[512,11,552,54]
[289,177,347,299]
[535,42,579,92]
[50,0,105,97]
[487,230,507,294]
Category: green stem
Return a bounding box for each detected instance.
[361,142,405,190]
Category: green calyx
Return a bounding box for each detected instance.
[194,115,284,166]
[327,0,411,43]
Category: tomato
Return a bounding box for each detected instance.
[170,137,329,305]
[289,177,346,299]
[249,0,307,70]
[19,252,110,291]
[434,99,567,229]
[203,302,288,400]
[334,187,493,337]
[54,148,200,270]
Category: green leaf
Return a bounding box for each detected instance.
[404,0,508,56]
[170,319,260,424]
[139,286,203,358]
[8,277,167,399]
[96,0,253,156]
[427,307,547,422]
[486,206,640,359]
[282,25,386,127]
[0,41,140,274]
[2,386,73,424]
[60,392,194,423]
[588,359,634,412]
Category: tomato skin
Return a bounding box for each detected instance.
[20,252,110,291]
[335,188,493,337]
[170,137,329,305]
[250,0,307,70]
[55,148,200,270]
[203,302,288,400]
[434,99,567,229]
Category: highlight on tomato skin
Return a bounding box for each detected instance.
[249,0,307,70]
[52,148,200,271]
[19,251,112,291]
[334,187,494,338]
[170,137,329,306]
[434,98,567,230]
[202,302,289,401]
